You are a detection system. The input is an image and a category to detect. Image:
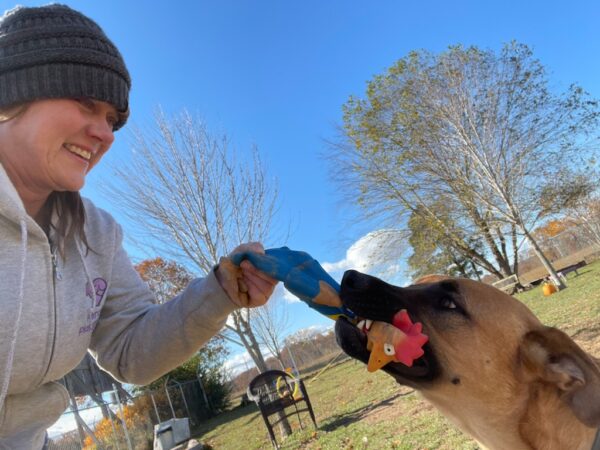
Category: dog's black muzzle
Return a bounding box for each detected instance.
[335,270,441,386]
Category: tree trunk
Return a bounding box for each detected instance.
[453,240,505,279]
[469,260,482,281]
[273,346,288,370]
[579,216,600,247]
[230,311,269,372]
[450,256,469,278]
[242,319,269,372]
[470,209,513,276]
[68,392,86,449]
[277,412,293,437]
[242,335,291,436]
[427,208,511,279]
[511,224,520,278]
[521,226,567,290]
[227,308,291,443]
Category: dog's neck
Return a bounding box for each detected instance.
[429,396,530,450]
[423,383,531,450]
[425,382,597,450]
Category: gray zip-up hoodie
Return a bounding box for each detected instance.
[0,163,238,449]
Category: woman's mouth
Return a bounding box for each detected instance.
[64,143,91,161]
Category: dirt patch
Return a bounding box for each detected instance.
[360,387,427,425]
[572,328,600,357]
[571,326,600,340]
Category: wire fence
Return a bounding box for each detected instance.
[515,222,600,280]
[48,378,214,450]
[530,222,600,260]
[225,330,348,401]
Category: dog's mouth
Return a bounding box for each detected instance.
[335,270,440,387]
[335,317,437,386]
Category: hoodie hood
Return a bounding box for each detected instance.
[0,163,29,415]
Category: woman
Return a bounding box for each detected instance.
[0,5,276,448]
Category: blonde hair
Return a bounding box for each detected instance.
[0,104,27,122]
[0,103,90,254]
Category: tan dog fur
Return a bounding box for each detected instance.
[411,276,600,450]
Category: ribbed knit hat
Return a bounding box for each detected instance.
[0,4,130,129]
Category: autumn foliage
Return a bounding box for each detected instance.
[132,257,231,416]
[83,401,153,449]
[135,258,193,304]
[535,219,574,238]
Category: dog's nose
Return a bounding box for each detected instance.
[341,269,374,292]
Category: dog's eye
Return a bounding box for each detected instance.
[440,297,458,310]
[384,343,395,356]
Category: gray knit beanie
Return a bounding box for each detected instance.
[0,4,130,129]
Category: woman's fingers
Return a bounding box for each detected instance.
[217,242,278,308]
[240,264,276,307]
[240,259,277,284]
[231,242,265,257]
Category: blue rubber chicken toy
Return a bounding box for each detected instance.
[231,247,430,373]
[230,246,357,321]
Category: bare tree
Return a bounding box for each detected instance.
[103,109,280,372]
[539,175,600,248]
[335,43,600,288]
[564,196,600,248]
[577,201,600,248]
[250,296,291,369]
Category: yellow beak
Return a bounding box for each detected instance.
[367,343,396,372]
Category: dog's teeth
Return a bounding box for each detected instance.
[357,320,366,330]
[365,320,373,330]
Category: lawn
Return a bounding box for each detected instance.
[194,260,600,449]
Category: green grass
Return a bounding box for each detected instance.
[194,260,600,449]
[517,261,600,334]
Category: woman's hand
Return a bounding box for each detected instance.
[216,242,277,308]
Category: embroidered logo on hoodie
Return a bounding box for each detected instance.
[80,278,107,334]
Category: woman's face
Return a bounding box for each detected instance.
[0,98,117,196]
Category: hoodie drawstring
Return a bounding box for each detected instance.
[0,218,27,413]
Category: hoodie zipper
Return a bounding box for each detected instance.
[51,244,63,281]
[42,240,60,381]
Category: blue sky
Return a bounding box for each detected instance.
[4,0,600,364]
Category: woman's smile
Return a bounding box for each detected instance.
[63,143,92,162]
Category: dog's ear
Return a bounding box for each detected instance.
[518,326,600,427]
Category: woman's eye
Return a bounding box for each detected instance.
[106,115,118,129]
[440,297,457,309]
[76,97,95,111]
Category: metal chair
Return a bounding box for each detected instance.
[247,369,317,449]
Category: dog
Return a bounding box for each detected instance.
[335,271,600,450]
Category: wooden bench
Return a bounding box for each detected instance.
[558,260,587,277]
[492,274,520,293]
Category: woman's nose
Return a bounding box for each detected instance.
[87,117,115,145]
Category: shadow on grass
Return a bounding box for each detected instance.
[569,268,594,278]
[571,324,600,339]
[319,391,414,432]
[193,403,261,437]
